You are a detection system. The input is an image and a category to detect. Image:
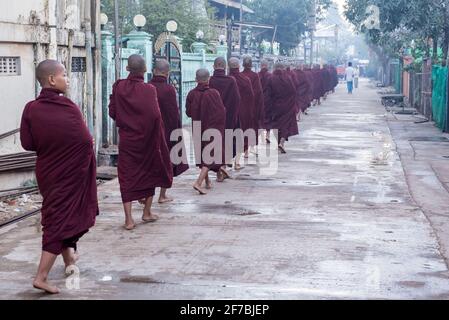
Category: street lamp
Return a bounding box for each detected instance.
[166,20,178,33]
[196,30,205,41]
[133,14,146,31]
[219,34,226,45]
[100,13,108,30]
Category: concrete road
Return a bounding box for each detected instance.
[1,79,449,299]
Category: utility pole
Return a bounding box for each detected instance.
[309,0,316,65]
[239,0,243,56]
[114,0,121,80]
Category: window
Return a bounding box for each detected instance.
[72,57,86,72]
[0,57,21,76]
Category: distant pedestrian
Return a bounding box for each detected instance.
[345,62,355,94]
[354,66,360,89]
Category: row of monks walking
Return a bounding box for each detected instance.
[19,55,339,294]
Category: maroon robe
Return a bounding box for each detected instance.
[109,73,173,203]
[229,68,256,151]
[242,67,265,133]
[304,70,315,106]
[150,75,189,177]
[312,69,324,100]
[294,69,312,112]
[258,68,272,129]
[209,69,241,130]
[287,68,300,114]
[186,83,226,172]
[20,88,97,252]
[264,70,299,141]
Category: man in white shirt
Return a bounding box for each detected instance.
[345,62,355,94]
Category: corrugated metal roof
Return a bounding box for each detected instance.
[209,0,254,14]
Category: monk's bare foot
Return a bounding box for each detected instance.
[193,184,207,195]
[205,180,212,190]
[217,172,225,183]
[124,219,136,231]
[158,196,174,204]
[63,249,79,270]
[142,212,159,223]
[33,279,60,294]
[278,145,287,154]
[220,168,231,180]
[234,163,244,171]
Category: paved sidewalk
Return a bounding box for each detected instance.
[1,79,449,299]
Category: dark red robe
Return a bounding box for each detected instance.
[264,70,299,141]
[229,68,256,151]
[258,68,272,129]
[242,67,265,134]
[287,68,301,114]
[209,69,241,130]
[312,69,324,100]
[186,83,226,172]
[294,69,312,112]
[150,75,189,177]
[20,88,97,252]
[109,73,173,203]
[304,70,315,106]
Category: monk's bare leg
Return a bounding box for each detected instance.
[62,247,79,270]
[205,173,212,189]
[33,251,59,294]
[159,188,174,204]
[123,202,135,230]
[142,196,159,222]
[265,130,271,144]
[193,167,209,194]
[234,153,244,170]
[278,137,287,154]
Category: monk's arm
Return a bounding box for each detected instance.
[185,92,193,118]
[20,103,36,151]
[108,83,117,120]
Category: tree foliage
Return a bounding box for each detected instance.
[101,0,214,49]
[244,0,331,55]
[344,0,449,64]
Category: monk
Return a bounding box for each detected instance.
[150,59,189,201]
[258,59,272,144]
[209,56,240,179]
[312,65,324,105]
[109,55,173,230]
[294,63,312,115]
[286,63,301,121]
[228,57,256,169]
[20,60,98,294]
[264,62,298,153]
[241,55,265,154]
[303,65,315,109]
[186,69,227,195]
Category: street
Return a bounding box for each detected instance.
[1,79,449,299]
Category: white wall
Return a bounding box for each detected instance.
[0,43,36,154]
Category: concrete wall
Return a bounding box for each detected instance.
[0,0,102,189]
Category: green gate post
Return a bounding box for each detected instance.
[101,25,115,146]
[125,29,153,81]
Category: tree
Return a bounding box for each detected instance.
[101,0,215,49]
[244,0,331,55]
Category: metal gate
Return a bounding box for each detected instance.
[154,32,183,121]
[421,58,433,120]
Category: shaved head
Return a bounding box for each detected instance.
[214,57,226,70]
[242,55,252,68]
[228,57,240,69]
[261,59,269,69]
[127,54,146,73]
[196,68,210,83]
[274,61,285,70]
[154,59,170,75]
[36,59,64,86]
